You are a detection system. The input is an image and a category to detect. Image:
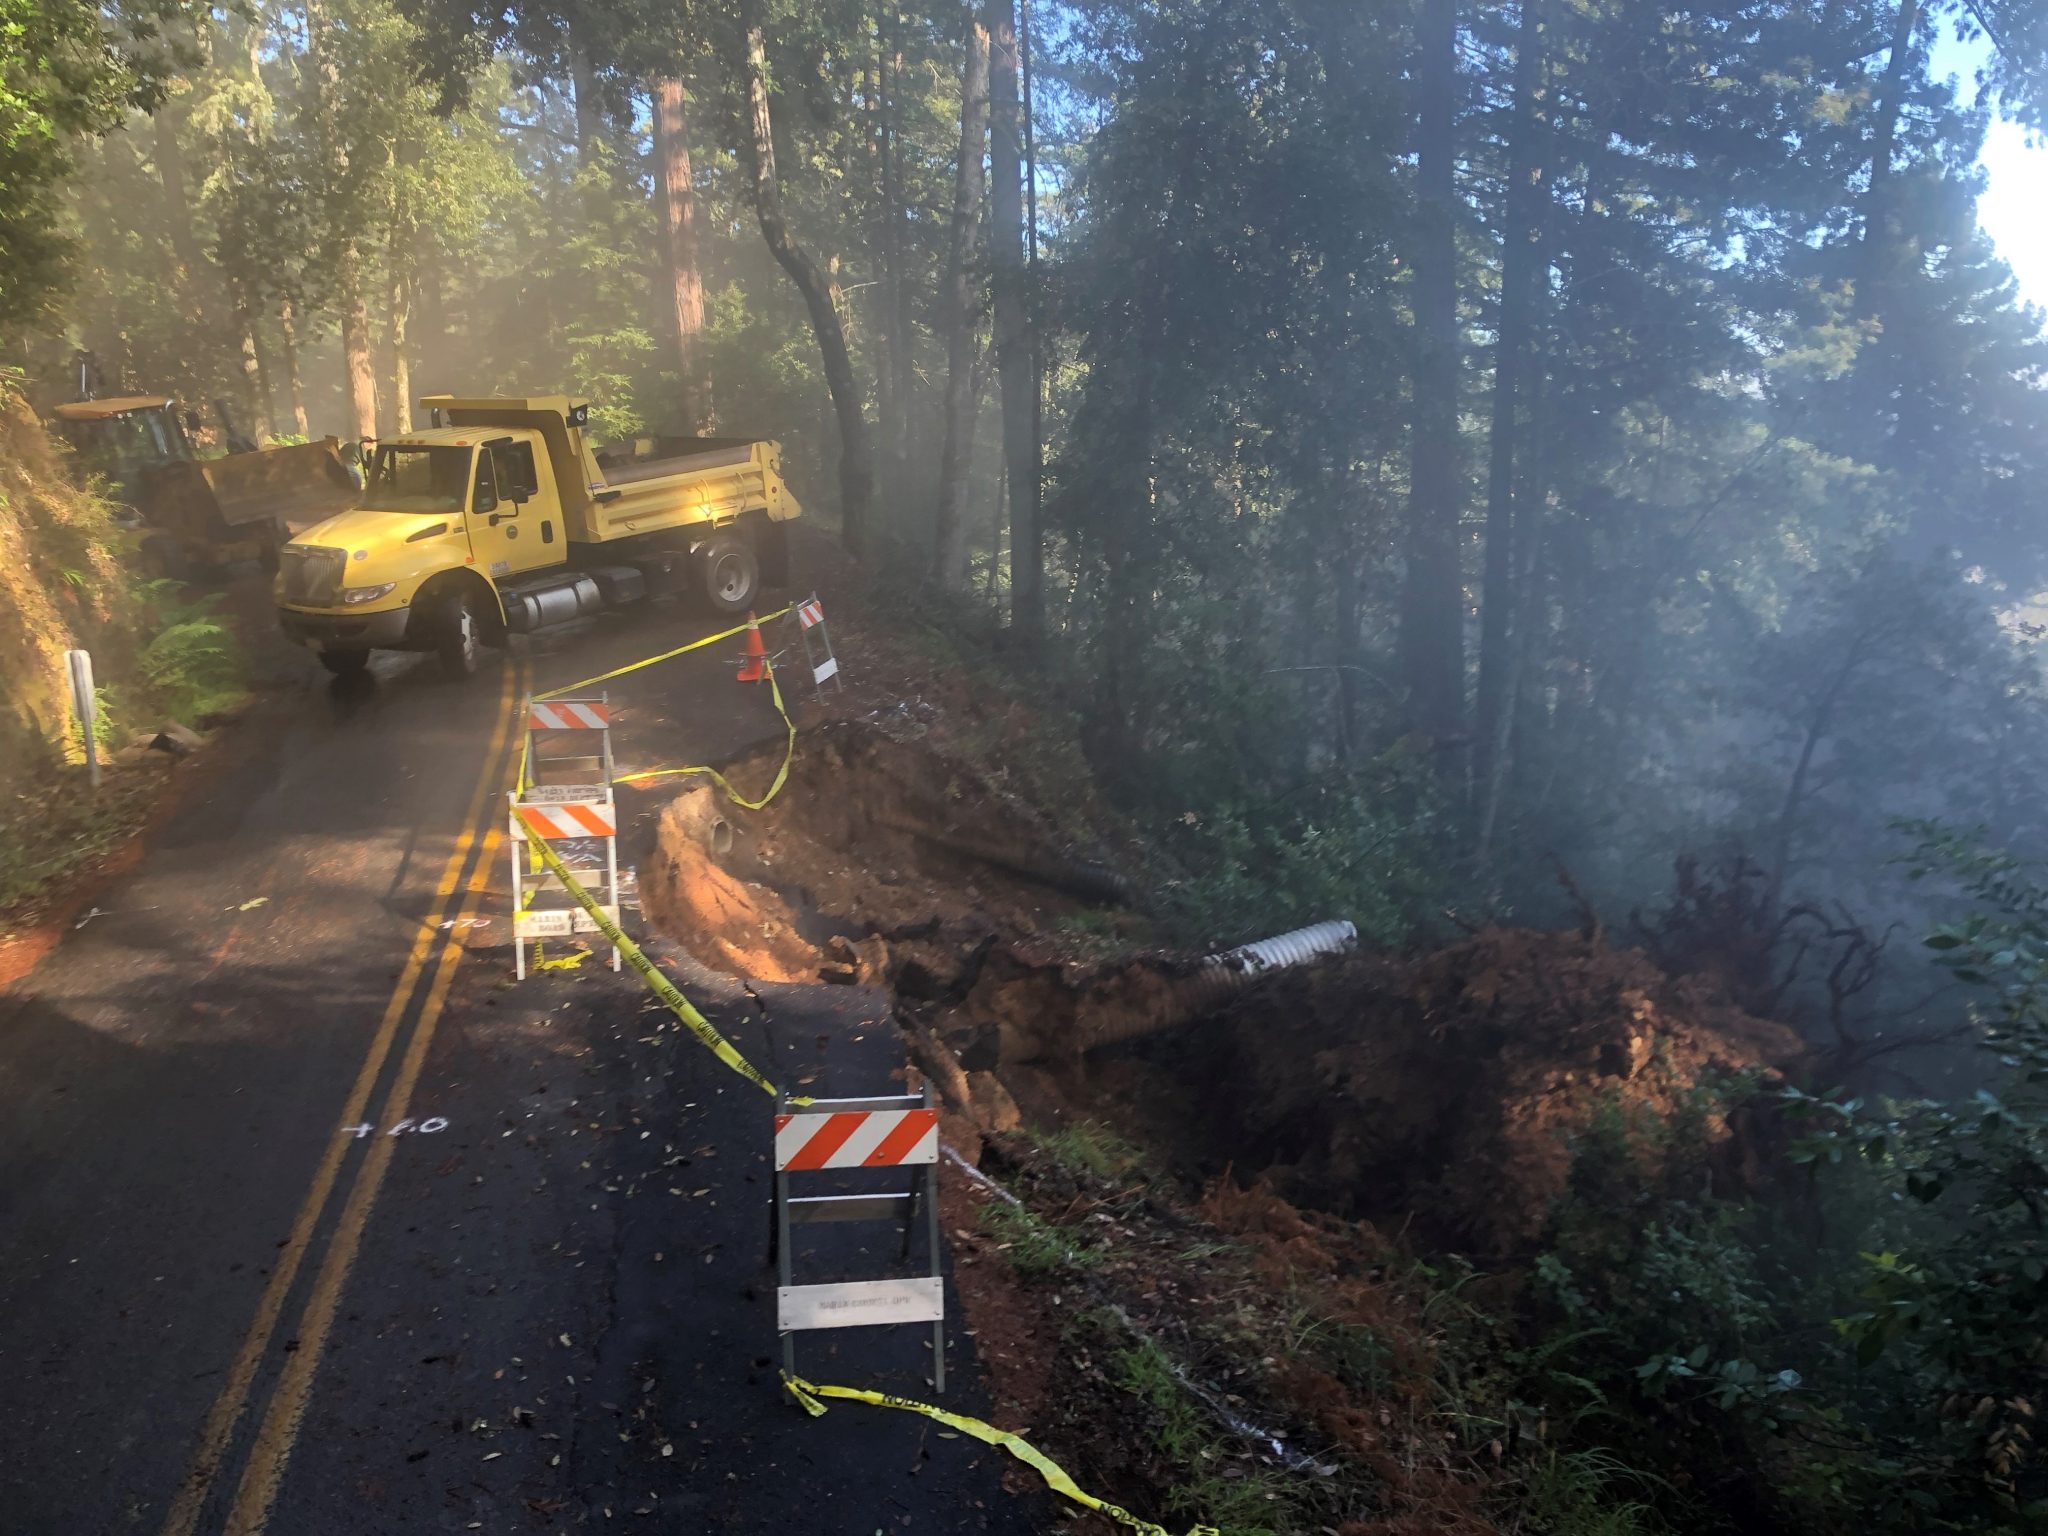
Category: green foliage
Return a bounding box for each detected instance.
[975,1198,1098,1278]
[1112,1332,1293,1536]
[0,0,194,331]
[1163,754,1447,948]
[1037,1120,1146,1185]
[133,581,244,724]
[1775,825,2048,1526]
[1516,1448,1667,1536]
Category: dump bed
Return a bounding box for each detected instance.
[580,436,798,543]
[423,395,800,546]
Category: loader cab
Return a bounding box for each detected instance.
[51,397,196,504]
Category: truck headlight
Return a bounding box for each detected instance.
[339,582,398,606]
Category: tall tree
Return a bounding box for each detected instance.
[932,4,990,587]
[738,0,873,555]
[276,295,310,436]
[986,0,1040,642]
[1399,0,1466,749]
[304,0,377,438]
[652,75,709,431]
[875,5,914,495]
[1474,0,1548,842]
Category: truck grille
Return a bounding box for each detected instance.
[279,544,346,605]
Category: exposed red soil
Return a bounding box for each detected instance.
[642,719,1122,987]
[1052,926,1806,1256]
[937,1159,1058,1437]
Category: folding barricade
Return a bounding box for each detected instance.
[772,1085,945,1392]
[788,592,844,694]
[509,693,623,979]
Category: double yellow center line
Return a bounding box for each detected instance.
[160,658,528,1536]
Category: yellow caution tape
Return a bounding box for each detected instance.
[782,1374,1217,1536]
[532,944,590,971]
[520,610,799,808]
[518,823,806,1104]
[534,606,793,701]
[614,652,796,810]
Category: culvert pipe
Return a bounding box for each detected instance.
[1180,918,1358,1013]
[1077,919,1359,1053]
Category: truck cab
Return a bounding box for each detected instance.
[276,395,801,678]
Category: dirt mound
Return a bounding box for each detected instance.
[1067,927,1806,1256]
[640,719,1133,983]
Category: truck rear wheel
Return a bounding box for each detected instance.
[436,591,482,680]
[697,533,759,616]
[318,649,369,677]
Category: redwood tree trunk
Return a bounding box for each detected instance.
[740,5,873,555]
[338,243,378,441]
[932,8,991,586]
[879,8,913,480]
[570,32,601,161]
[986,0,1041,644]
[1398,0,1465,749]
[1474,0,1546,833]
[235,293,276,443]
[278,295,310,437]
[154,104,208,299]
[388,247,413,434]
[1858,0,1923,310]
[652,76,710,432]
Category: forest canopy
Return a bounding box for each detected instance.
[5,0,2047,968]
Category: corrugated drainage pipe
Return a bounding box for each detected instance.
[1080,919,1359,1053]
[1182,919,1358,1013]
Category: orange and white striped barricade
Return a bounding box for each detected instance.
[510,692,622,979]
[787,592,844,695]
[772,1086,945,1392]
[523,693,615,789]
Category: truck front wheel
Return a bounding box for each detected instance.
[436,591,482,680]
[697,533,759,616]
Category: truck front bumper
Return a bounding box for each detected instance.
[278,605,413,651]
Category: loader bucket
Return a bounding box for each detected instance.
[178,438,361,532]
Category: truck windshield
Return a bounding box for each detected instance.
[363,445,474,513]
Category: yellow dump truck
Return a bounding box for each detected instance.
[275,395,801,678]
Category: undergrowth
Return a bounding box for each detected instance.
[976,1199,1099,1277]
[0,388,251,924]
[1157,750,1450,948]
[1111,1329,1296,1536]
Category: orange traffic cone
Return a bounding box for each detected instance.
[736,612,768,683]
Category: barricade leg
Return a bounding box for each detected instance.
[509,807,527,981]
[776,1162,796,1380]
[604,821,622,972]
[925,1082,945,1393]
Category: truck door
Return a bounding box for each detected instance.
[464,440,558,581]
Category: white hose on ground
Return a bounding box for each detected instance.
[944,1152,1341,1475]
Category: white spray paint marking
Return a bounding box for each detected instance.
[340,1118,450,1138]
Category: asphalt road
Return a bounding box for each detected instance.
[0,590,1048,1534]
